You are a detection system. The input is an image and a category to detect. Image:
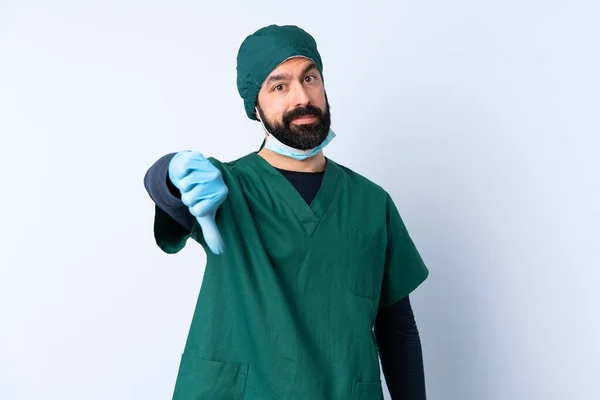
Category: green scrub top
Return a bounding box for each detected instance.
[153,152,429,400]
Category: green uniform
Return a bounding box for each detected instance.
[153,152,429,399]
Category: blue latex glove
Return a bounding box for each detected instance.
[168,150,229,254]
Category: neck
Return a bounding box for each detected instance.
[258,147,327,172]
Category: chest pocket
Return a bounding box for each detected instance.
[346,229,387,300]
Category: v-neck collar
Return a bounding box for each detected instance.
[244,152,339,237]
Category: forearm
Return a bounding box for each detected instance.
[375,296,426,400]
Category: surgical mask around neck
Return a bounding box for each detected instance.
[256,107,335,161]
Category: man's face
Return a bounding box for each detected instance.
[256,57,331,150]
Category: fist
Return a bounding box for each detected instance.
[168,150,229,254]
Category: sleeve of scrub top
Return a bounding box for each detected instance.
[143,153,197,254]
[380,194,430,307]
[375,295,426,400]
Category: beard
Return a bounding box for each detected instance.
[257,98,331,150]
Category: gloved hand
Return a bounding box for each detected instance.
[168,150,229,255]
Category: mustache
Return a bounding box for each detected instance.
[283,105,323,125]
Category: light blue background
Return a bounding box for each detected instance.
[1,1,598,399]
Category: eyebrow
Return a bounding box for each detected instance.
[264,62,319,86]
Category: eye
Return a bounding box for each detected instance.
[273,84,284,92]
[304,75,316,83]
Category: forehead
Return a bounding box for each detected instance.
[266,56,315,78]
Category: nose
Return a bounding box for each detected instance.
[288,81,310,108]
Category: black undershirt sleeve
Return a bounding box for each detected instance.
[375,296,426,399]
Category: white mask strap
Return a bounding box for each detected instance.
[255,107,272,136]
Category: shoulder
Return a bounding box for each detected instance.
[330,158,390,201]
[206,153,256,174]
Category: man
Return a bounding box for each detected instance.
[144,24,429,400]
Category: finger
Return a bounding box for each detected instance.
[169,151,196,180]
[180,183,204,208]
[197,215,225,255]
[188,197,216,218]
[169,152,211,179]
[178,170,222,192]
[186,184,229,216]
[184,157,214,172]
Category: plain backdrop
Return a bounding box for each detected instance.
[1,1,599,399]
